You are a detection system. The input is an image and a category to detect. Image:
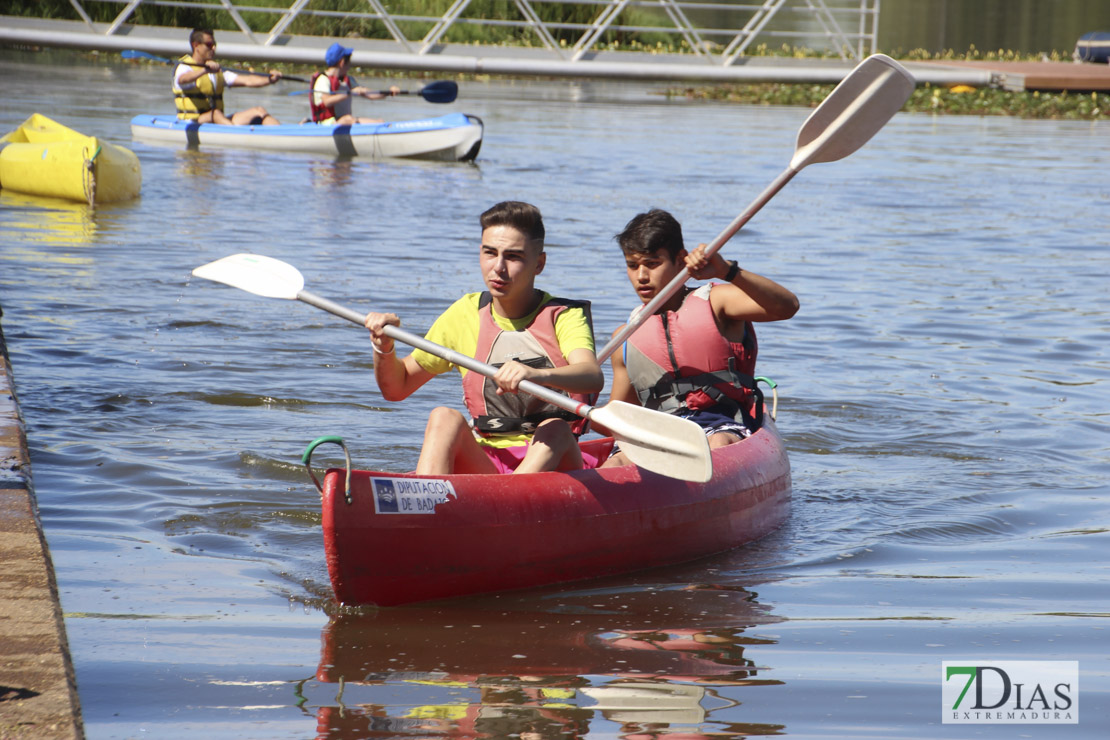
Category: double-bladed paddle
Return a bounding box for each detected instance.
[289,80,458,104]
[192,253,714,483]
[121,49,310,84]
[596,53,916,362]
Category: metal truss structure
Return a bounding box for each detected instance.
[64,0,880,63]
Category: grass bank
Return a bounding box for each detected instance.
[669,82,1108,121]
[665,45,1108,121]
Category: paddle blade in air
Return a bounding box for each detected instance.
[591,401,713,483]
[421,81,458,104]
[192,253,305,299]
[791,54,915,171]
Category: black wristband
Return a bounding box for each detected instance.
[724,260,741,282]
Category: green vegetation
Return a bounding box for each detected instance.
[5,0,212,28]
[666,43,1110,121]
[670,82,1108,121]
[1,0,672,48]
[899,45,1074,63]
[668,45,1108,121]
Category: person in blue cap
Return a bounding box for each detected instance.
[309,42,401,125]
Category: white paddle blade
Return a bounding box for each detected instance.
[591,401,713,483]
[192,253,305,299]
[791,54,915,171]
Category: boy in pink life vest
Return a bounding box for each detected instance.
[601,209,799,468]
[310,43,400,125]
[365,202,604,475]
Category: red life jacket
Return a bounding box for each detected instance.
[462,292,595,439]
[309,72,348,123]
[625,284,762,427]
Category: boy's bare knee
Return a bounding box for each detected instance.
[427,406,462,422]
[424,406,467,434]
[532,418,573,446]
[600,450,630,468]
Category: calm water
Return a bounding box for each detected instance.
[2,49,1108,739]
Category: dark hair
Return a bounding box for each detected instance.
[480,201,545,248]
[189,28,215,48]
[615,209,684,261]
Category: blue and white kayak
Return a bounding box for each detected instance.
[129,112,482,161]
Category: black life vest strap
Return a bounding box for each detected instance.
[637,357,764,430]
[471,291,595,437]
[175,90,222,110]
[474,409,580,435]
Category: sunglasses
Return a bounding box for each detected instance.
[201,41,216,49]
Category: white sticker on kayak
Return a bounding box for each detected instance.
[371,477,454,514]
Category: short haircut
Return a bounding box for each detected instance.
[190,28,214,48]
[616,209,684,261]
[480,201,545,249]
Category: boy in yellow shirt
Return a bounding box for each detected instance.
[365,202,603,475]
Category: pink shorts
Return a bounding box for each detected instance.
[482,443,600,474]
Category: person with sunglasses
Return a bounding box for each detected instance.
[172,28,282,125]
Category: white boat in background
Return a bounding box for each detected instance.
[129,112,482,161]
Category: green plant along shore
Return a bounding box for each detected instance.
[667,45,1109,121]
[669,82,1109,121]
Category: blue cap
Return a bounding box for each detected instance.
[325,42,353,67]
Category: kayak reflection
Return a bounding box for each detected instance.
[308,581,787,739]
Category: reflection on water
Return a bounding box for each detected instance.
[311,159,356,190]
[174,148,225,181]
[308,582,785,738]
[0,189,98,246]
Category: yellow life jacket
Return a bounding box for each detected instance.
[173,54,224,120]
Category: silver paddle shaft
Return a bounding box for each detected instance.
[296,290,593,419]
[596,56,914,363]
[596,167,798,363]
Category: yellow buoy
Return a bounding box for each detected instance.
[0,113,141,205]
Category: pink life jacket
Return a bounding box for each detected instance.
[309,71,348,123]
[462,292,595,439]
[625,284,762,427]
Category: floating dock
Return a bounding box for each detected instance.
[918,59,1110,92]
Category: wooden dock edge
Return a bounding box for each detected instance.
[0,308,84,740]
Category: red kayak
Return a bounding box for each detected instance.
[313,413,790,606]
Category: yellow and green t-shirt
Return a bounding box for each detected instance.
[412,291,594,448]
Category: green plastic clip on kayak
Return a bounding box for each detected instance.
[303,436,352,504]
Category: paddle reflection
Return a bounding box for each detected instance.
[174,148,223,181]
[307,582,786,739]
[310,158,356,190]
